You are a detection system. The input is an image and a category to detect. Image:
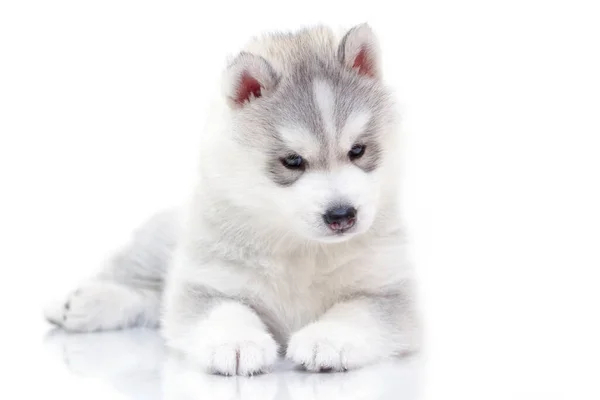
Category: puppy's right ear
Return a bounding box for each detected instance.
[223,52,278,108]
[338,23,381,78]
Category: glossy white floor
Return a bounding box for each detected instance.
[40,328,421,400]
[21,316,599,400]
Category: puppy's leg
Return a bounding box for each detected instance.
[286,290,420,372]
[45,210,178,332]
[163,283,278,376]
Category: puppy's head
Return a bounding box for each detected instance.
[210,24,397,244]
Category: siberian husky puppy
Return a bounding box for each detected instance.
[46,24,420,375]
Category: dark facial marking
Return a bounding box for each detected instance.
[281,153,306,170]
[352,138,382,172]
[348,144,366,160]
[267,156,304,187]
[257,47,392,185]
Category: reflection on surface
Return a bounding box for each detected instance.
[45,329,421,400]
[45,328,164,400]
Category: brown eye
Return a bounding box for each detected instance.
[281,154,305,170]
[349,144,366,160]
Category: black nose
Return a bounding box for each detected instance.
[323,206,357,231]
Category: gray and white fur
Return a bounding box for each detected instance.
[45,24,420,375]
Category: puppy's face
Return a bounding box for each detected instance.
[218,25,396,243]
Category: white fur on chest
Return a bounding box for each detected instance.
[176,234,409,338]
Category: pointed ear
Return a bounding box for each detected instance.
[223,52,278,108]
[337,23,381,78]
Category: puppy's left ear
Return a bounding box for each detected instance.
[337,23,381,78]
[223,52,279,108]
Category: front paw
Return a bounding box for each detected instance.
[193,328,278,376]
[286,322,379,372]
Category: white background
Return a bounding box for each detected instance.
[1,0,599,399]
